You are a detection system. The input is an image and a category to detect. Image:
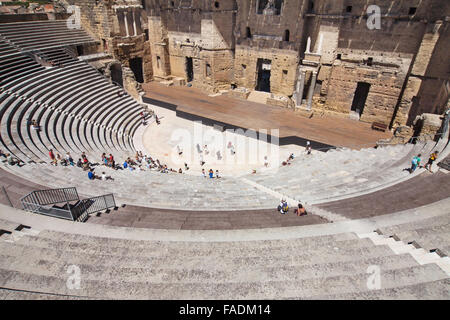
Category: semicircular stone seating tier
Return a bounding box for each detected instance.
[2,131,449,212]
[0,42,144,164]
[243,129,450,205]
[0,200,449,299]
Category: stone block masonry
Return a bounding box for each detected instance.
[66,0,448,133]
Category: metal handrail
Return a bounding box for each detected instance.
[21,201,74,221]
[20,187,79,206]
[20,187,116,222]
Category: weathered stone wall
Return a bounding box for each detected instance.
[321,51,412,125]
[234,46,298,96]
[69,0,152,92]
[62,0,448,131]
[145,1,237,92]
[413,113,444,142]
[67,0,113,43]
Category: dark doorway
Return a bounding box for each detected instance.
[256,58,271,93]
[76,45,84,56]
[186,57,194,82]
[246,27,252,39]
[283,29,290,42]
[350,82,370,116]
[110,63,123,87]
[129,57,144,83]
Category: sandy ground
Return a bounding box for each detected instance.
[139,104,305,177]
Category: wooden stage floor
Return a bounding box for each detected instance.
[142,82,392,150]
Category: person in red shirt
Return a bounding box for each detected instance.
[49,149,57,166]
[108,154,115,169]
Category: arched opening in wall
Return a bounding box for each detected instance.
[214,1,219,8]
[129,57,144,83]
[246,27,252,39]
[110,63,123,87]
[206,63,212,77]
[351,82,371,117]
[156,56,161,69]
[283,29,290,42]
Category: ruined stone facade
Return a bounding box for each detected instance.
[67,0,449,129]
[66,0,152,99]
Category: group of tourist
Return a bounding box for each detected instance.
[194,142,235,167]
[281,141,312,167]
[88,168,114,181]
[122,151,174,173]
[201,168,220,179]
[408,150,439,174]
[277,199,307,216]
[49,149,94,169]
[0,149,24,166]
[140,110,158,126]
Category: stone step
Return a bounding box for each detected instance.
[35,229,358,250]
[0,263,446,299]
[11,233,371,258]
[0,252,419,284]
[0,288,87,300]
[0,240,396,270]
[311,278,450,300]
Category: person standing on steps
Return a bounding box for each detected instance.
[177,145,183,156]
[425,151,438,173]
[409,154,421,174]
[49,149,56,166]
[108,154,115,169]
[306,141,312,155]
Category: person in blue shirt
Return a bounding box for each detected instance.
[410,154,421,173]
[209,169,214,178]
[88,169,97,180]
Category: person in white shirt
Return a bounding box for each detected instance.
[264,156,269,167]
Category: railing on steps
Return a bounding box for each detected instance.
[20,187,116,222]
